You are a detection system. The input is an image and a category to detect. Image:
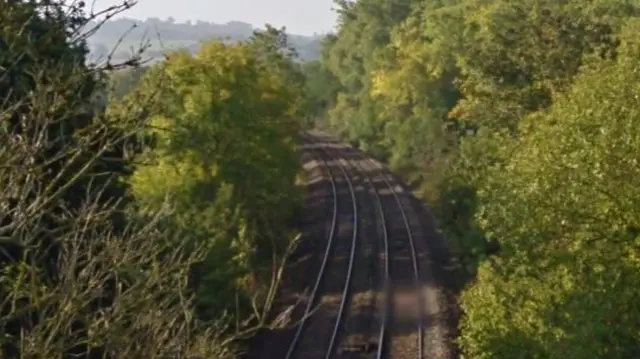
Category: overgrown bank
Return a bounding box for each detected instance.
[305,0,640,357]
[0,1,306,357]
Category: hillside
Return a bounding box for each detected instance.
[86,17,325,63]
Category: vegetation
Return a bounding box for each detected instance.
[0,1,304,357]
[308,0,640,357]
[120,34,303,322]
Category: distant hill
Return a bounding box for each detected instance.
[85,17,326,64]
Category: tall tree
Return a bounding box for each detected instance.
[126,40,302,321]
[322,0,414,156]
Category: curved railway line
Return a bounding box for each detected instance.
[283,139,339,359]
[343,143,424,359]
[284,132,425,359]
[285,134,359,359]
[363,153,423,359]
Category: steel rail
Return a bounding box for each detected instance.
[346,153,391,359]
[322,146,358,359]
[346,151,422,359]
[285,136,339,359]
[285,136,358,359]
[293,133,422,359]
[372,157,424,359]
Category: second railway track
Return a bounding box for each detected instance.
[362,155,424,359]
[340,143,424,359]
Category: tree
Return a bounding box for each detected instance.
[321,0,414,156]
[459,19,640,358]
[369,0,461,196]
[300,60,341,129]
[439,0,630,133]
[248,25,308,123]
[126,40,302,322]
[367,0,640,270]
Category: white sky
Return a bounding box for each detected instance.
[88,0,339,35]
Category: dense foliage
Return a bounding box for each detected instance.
[309,0,640,357]
[0,1,304,357]
[461,26,640,356]
[120,36,303,321]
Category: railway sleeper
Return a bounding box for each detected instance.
[390,238,407,250]
[340,340,379,354]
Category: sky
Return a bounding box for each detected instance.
[91,0,339,35]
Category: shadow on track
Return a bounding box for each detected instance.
[245,132,464,359]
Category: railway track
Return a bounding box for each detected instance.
[341,146,424,359]
[360,155,423,359]
[287,133,358,359]
[286,132,425,359]
[331,143,386,358]
[338,147,389,359]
